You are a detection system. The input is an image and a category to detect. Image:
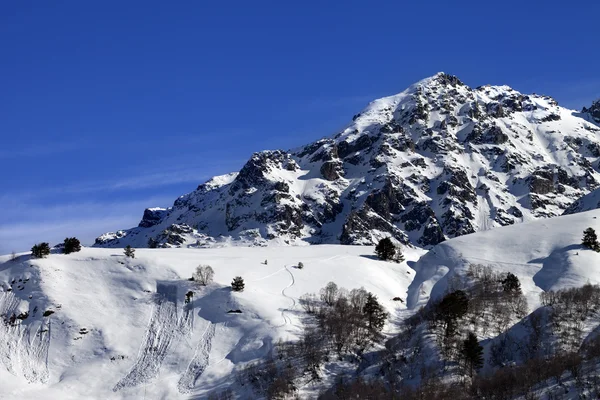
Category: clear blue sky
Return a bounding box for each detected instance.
[1,0,599,253]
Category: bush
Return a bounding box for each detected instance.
[193,265,214,286]
[31,242,50,258]
[232,276,245,292]
[124,245,135,258]
[298,262,304,269]
[63,237,81,254]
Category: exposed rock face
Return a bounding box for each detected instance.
[94,73,600,249]
[583,100,600,123]
[138,208,167,228]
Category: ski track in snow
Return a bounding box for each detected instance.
[113,283,180,391]
[177,322,215,393]
[279,266,296,326]
[0,292,50,384]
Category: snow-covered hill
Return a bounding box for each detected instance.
[408,208,600,311]
[95,73,600,250]
[0,245,422,399]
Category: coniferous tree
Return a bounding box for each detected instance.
[582,227,600,252]
[375,237,396,261]
[436,290,469,338]
[231,276,245,292]
[31,242,51,258]
[461,331,484,376]
[63,237,82,254]
[124,245,136,258]
[363,293,388,332]
[501,272,521,294]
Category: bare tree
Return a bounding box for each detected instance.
[320,282,339,306]
[193,265,215,286]
[10,251,17,262]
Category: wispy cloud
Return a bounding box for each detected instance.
[0,139,91,160]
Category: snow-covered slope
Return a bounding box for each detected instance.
[0,245,422,399]
[563,186,600,215]
[95,73,600,250]
[407,208,600,311]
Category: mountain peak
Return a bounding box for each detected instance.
[95,75,600,249]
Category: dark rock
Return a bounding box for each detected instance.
[139,208,168,228]
[320,161,343,181]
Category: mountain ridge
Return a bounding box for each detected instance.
[95,73,600,249]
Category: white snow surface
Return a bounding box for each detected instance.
[408,209,600,311]
[0,245,422,399]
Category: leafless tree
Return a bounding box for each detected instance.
[193,265,215,285]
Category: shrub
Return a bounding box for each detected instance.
[298,262,304,269]
[232,276,245,292]
[193,265,214,286]
[124,245,135,258]
[63,237,82,254]
[31,242,50,258]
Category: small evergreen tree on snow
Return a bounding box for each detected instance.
[582,227,600,252]
[297,262,304,269]
[147,237,158,249]
[461,331,484,376]
[63,237,81,254]
[501,272,521,294]
[364,293,388,333]
[375,237,395,261]
[124,245,135,258]
[31,242,50,259]
[231,276,245,292]
[375,237,403,262]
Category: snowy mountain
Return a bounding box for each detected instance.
[94,73,600,249]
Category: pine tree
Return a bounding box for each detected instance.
[375,237,396,261]
[63,237,81,254]
[582,227,600,252]
[501,272,521,294]
[231,276,245,292]
[31,242,51,258]
[363,293,388,332]
[461,331,484,376]
[124,245,135,258]
[436,290,469,338]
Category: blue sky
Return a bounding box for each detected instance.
[1,0,599,253]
